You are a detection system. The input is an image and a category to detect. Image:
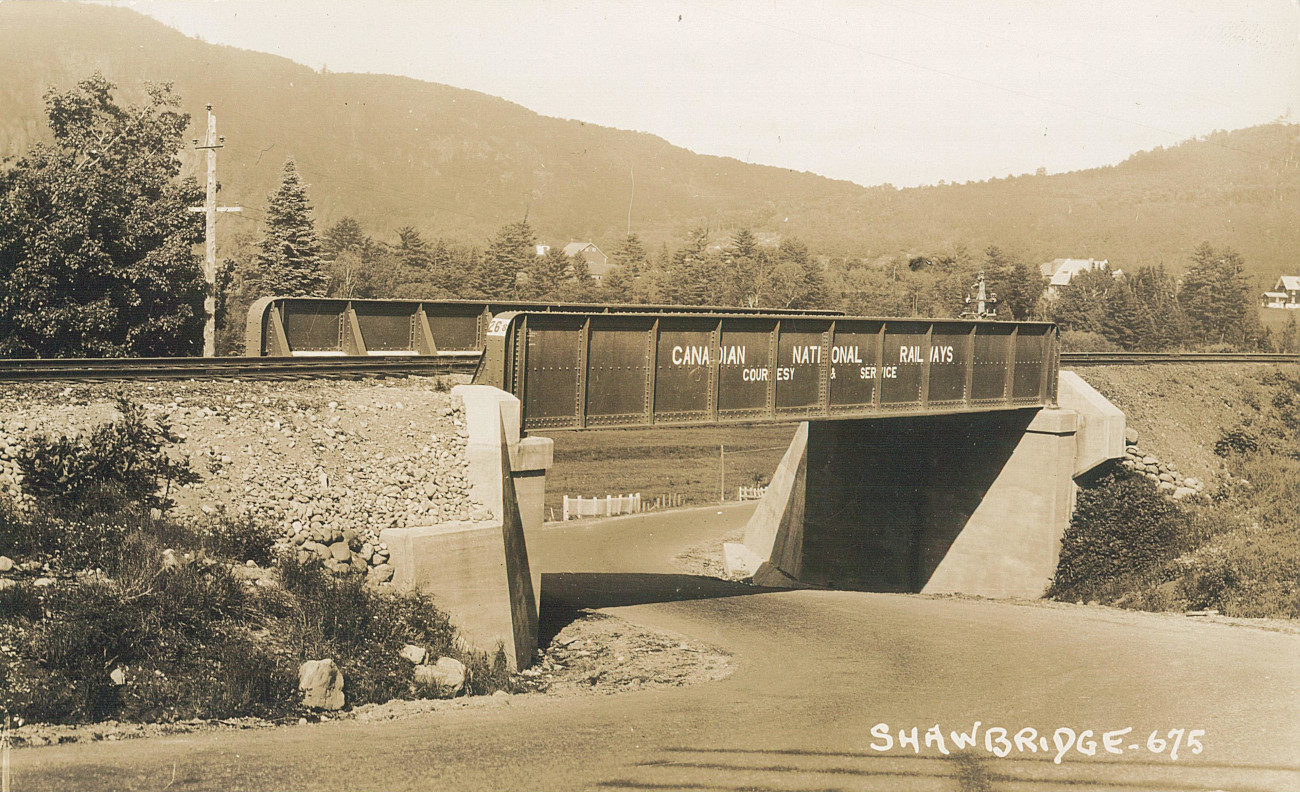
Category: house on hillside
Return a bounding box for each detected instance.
[563,242,610,281]
[1040,258,1112,299]
[536,244,551,257]
[1262,276,1300,308]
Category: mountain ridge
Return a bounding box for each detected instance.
[2,2,1298,282]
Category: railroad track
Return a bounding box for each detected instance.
[0,350,1294,383]
[0,353,482,382]
[1060,352,1300,366]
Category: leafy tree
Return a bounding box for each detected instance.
[1279,314,1300,353]
[1050,266,1115,334]
[1179,243,1264,349]
[476,220,535,298]
[321,216,379,298]
[255,158,326,297]
[214,230,261,354]
[0,74,205,357]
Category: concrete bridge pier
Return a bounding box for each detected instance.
[382,385,552,671]
[726,372,1124,598]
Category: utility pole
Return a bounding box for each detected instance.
[190,104,241,357]
[961,270,999,319]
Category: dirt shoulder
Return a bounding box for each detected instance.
[4,611,732,749]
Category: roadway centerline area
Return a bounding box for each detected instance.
[13,504,1300,792]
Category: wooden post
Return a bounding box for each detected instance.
[719,444,725,503]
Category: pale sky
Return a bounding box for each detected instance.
[111,0,1299,188]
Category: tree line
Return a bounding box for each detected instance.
[0,76,1290,358]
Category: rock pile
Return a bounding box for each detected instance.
[0,416,33,512]
[1119,428,1204,500]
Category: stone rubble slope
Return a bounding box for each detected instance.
[0,376,492,576]
[1120,428,1205,501]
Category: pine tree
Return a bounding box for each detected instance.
[1129,264,1186,349]
[661,227,713,305]
[322,217,367,260]
[476,220,535,298]
[428,238,478,298]
[724,228,769,307]
[525,245,570,300]
[321,217,377,298]
[256,158,326,297]
[769,238,824,309]
[1179,243,1264,348]
[392,226,433,297]
[982,247,1042,320]
[1100,278,1143,349]
[610,233,650,276]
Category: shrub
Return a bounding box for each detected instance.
[17,396,197,511]
[1214,426,1260,457]
[1049,466,1193,602]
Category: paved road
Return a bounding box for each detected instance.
[13,504,1300,791]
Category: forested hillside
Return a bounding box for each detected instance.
[1,2,1298,283]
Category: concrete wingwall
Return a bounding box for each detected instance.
[381,385,551,671]
[728,372,1126,599]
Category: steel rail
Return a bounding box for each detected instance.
[0,354,482,382]
[0,350,1294,383]
[1060,352,1300,366]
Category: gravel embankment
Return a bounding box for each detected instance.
[0,376,491,575]
[1074,362,1298,486]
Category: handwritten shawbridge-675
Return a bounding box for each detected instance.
[868,722,1206,763]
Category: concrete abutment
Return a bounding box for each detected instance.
[727,372,1125,598]
[381,385,551,671]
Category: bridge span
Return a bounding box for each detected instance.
[473,310,1059,431]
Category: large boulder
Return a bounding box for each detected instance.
[299,659,345,710]
[414,657,468,696]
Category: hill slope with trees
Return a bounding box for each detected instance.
[1,2,1299,284]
